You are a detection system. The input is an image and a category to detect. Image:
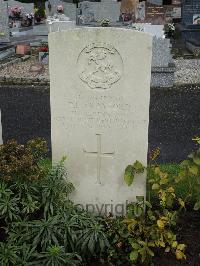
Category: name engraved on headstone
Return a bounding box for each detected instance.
[55,93,138,129]
[77,43,123,89]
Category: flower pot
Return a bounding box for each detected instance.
[16,44,31,55]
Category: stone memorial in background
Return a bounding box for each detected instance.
[62,3,76,21]
[7,0,34,15]
[47,20,76,32]
[132,24,164,38]
[151,37,175,87]
[49,28,152,215]
[0,2,10,43]
[147,0,162,5]
[120,0,139,14]
[45,0,76,21]
[46,14,76,33]
[181,0,200,41]
[145,2,167,25]
[135,1,145,22]
[78,1,121,24]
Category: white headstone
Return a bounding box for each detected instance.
[49,28,152,215]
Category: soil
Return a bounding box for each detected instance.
[153,211,200,266]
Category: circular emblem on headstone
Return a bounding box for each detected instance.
[77,43,123,89]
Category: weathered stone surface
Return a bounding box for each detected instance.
[45,1,76,20]
[152,37,173,67]
[120,0,139,14]
[47,20,76,33]
[49,28,152,215]
[7,0,34,15]
[0,2,10,43]
[79,1,121,24]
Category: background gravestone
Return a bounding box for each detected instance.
[151,37,175,87]
[45,0,76,20]
[182,0,200,26]
[7,0,34,15]
[0,2,10,43]
[78,1,121,24]
[181,0,200,41]
[135,1,146,22]
[145,2,167,24]
[120,0,139,14]
[152,38,173,68]
[147,0,162,5]
[49,28,152,215]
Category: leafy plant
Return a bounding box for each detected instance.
[176,137,200,210]
[18,215,63,251]
[36,246,81,266]
[76,216,109,255]
[0,190,20,222]
[16,244,37,265]
[124,160,145,186]
[0,242,19,266]
[123,161,186,264]
[0,138,47,182]
[41,158,74,219]
[0,138,197,265]
[104,216,131,265]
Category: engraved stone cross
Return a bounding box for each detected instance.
[83,134,115,184]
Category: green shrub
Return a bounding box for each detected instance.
[0,139,110,265]
[0,138,199,265]
[122,152,187,264]
[176,137,200,210]
[35,246,81,266]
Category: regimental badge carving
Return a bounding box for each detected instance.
[77,43,123,89]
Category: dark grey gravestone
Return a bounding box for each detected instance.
[181,0,200,41]
[0,2,10,43]
[182,0,200,25]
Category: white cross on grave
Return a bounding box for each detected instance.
[83,134,115,185]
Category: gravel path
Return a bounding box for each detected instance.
[174,59,200,85]
[0,57,49,79]
[0,57,200,85]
